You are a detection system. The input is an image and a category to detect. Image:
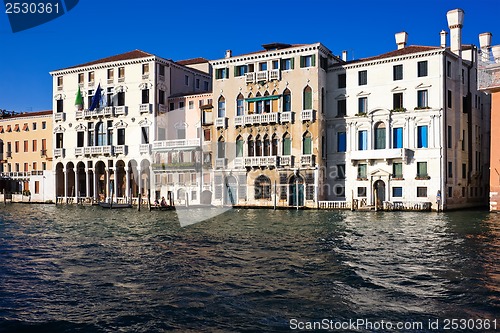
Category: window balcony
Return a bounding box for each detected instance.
[279,155,293,167]
[245,72,256,83]
[245,70,281,83]
[114,145,128,155]
[139,144,151,154]
[54,148,65,158]
[75,147,84,156]
[139,103,152,114]
[300,154,315,166]
[215,158,227,169]
[54,112,65,122]
[256,71,268,82]
[280,111,293,123]
[234,157,244,168]
[269,69,280,81]
[103,106,114,116]
[243,112,279,125]
[84,145,113,156]
[301,109,315,122]
[75,111,83,119]
[158,104,167,114]
[152,138,201,150]
[6,151,12,159]
[114,106,127,116]
[234,116,244,126]
[215,117,227,128]
[243,156,277,168]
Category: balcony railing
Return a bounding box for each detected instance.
[215,158,227,169]
[139,144,151,154]
[245,69,281,83]
[279,155,293,167]
[301,109,315,122]
[245,72,256,83]
[350,148,406,161]
[153,139,201,150]
[103,106,114,116]
[256,71,268,82]
[234,116,244,126]
[300,154,315,166]
[54,148,65,158]
[243,156,277,168]
[114,145,127,155]
[244,112,279,125]
[280,111,293,123]
[215,117,227,128]
[54,112,65,122]
[139,103,152,114]
[75,111,83,119]
[6,151,12,158]
[158,104,167,113]
[269,69,280,81]
[114,106,127,116]
[234,157,244,168]
[75,145,124,156]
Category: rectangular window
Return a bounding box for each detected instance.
[159,64,165,76]
[215,68,229,79]
[393,162,403,178]
[141,127,149,144]
[447,90,452,108]
[446,61,452,78]
[56,99,64,113]
[272,60,279,69]
[392,187,403,197]
[448,161,453,178]
[184,75,189,86]
[259,62,267,71]
[158,90,165,105]
[337,99,346,116]
[15,141,19,153]
[235,65,247,77]
[358,70,367,85]
[300,55,315,68]
[32,140,37,152]
[35,181,40,194]
[417,162,428,178]
[107,68,114,80]
[189,101,194,109]
[393,93,403,110]
[142,89,149,104]
[57,76,63,87]
[42,162,46,170]
[42,121,46,129]
[462,163,467,179]
[117,92,125,106]
[142,63,149,75]
[32,122,37,130]
[417,90,428,108]
[358,130,367,150]
[447,126,452,148]
[358,97,367,114]
[169,102,175,111]
[55,133,63,149]
[118,128,125,145]
[78,73,84,84]
[375,126,386,149]
[357,187,367,197]
[417,125,428,148]
[337,132,346,152]
[32,162,37,171]
[196,78,200,89]
[393,64,403,80]
[76,131,84,147]
[338,73,346,88]
[337,164,345,179]
[281,58,294,70]
[23,140,28,152]
[107,87,114,106]
[417,187,427,197]
[118,67,125,80]
[179,101,185,110]
[393,127,403,148]
[204,81,209,90]
[417,61,428,77]
[357,164,367,179]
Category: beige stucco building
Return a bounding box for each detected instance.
[0,110,55,202]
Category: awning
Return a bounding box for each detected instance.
[245,95,281,102]
[200,104,213,110]
[23,123,28,131]
[6,125,11,132]
[13,124,19,132]
[0,126,3,133]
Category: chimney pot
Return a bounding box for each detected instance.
[447,8,465,56]
[492,45,500,63]
[225,50,232,58]
[395,32,408,50]
[440,30,448,48]
[341,50,347,61]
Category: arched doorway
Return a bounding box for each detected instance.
[224,175,237,206]
[55,162,64,197]
[201,190,212,205]
[289,175,304,207]
[76,162,86,197]
[373,180,385,208]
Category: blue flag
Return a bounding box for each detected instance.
[89,84,102,111]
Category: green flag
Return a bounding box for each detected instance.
[75,86,83,110]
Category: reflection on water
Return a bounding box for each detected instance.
[0,205,498,332]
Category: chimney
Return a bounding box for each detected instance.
[492,45,500,63]
[479,32,492,62]
[395,32,408,50]
[342,50,348,61]
[447,8,464,56]
[440,30,448,48]
[225,50,232,58]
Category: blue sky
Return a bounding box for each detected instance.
[1,0,499,112]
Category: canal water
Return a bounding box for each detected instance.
[0,205,498,332]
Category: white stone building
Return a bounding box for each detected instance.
[325,9,490,211]
[49,50,211,204]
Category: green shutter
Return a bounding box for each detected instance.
[303,137,312,154]
[304,89,312,110]
[300,56,305,68]
[291,57,295,69]
[311,54,316,67]
[283,138,291,155]
[225,67,229,79]
[234,66,238,77]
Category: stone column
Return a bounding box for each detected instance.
[126,167,130,200]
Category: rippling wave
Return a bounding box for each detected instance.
[0,205,498,332]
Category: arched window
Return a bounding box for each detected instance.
[236,93,244,116]
[96,122,105,146]
[263,91,271,113]
[248,135,255,157]
[283,88,291,112]
[236,136,243,158]
[254,175,271,200]
[303,86,312,110]
[255,135,262,157]
[255,92,263,114]
[247,93,254,114]
[374,122,386,149]
[271,134,278,156]
[217,136,225,158]
[303,132,312,155]
[283,132,291,156]
[263,135,270,156]
[218,96,225,118]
